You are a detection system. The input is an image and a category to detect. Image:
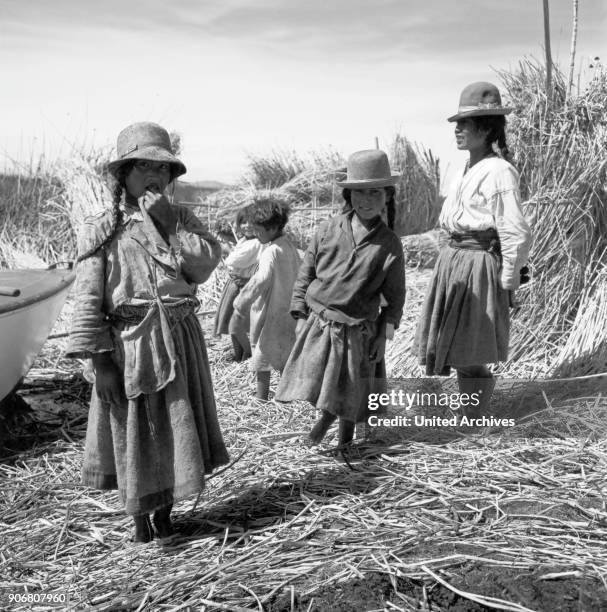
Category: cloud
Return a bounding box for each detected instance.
[3,0,604,66]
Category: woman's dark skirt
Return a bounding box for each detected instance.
[415,245,510,376]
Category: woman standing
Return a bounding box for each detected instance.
[416,82,532,416]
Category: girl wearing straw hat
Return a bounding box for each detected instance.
[66,122,229,543]
[276,150,406,448]
[416,82,532,416]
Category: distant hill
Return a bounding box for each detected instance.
[172,179,229,203]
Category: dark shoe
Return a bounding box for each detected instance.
[338,419,355,446]
[153,505,175,539]
[309,410,337,444]
[133,514,153,543]
[256,371,271,401]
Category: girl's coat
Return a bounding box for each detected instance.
[67,204,229,514]
[276,211,405,421]
[233,234,301,371]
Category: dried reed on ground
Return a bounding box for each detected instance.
[3,318,607,610]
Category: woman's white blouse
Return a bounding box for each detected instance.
[439,157,532,290]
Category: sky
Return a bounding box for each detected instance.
[0,0,605,188]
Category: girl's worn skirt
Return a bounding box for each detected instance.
[276,311,386,423]
[82,305,230,515]
[213,278,240,335]
[415,242,510,376]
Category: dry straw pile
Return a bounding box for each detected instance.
[499,60,607,377]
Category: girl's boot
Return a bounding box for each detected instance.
[133,514,153,543]
[338,419,355,446]
[309,410,337,444]
[153,504,174,538]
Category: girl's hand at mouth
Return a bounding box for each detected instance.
[140,188,177,238]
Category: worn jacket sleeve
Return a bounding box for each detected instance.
[290,226,321,317]
[174,206,222,284]
[233,245,275,313]
[65,218,113,358]
[379,238,406,328]
[491,167,532,290]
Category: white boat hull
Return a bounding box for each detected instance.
[0,268,74,401]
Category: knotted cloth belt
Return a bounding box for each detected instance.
[109,297,199,325]
[448,229,501,255]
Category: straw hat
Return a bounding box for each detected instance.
[447,82,512,122]
[336,150,400,189]
[107,122,186,178]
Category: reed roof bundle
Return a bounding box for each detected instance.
[209,137,441,241]
[497,60,607,377]
[0,168,72,268]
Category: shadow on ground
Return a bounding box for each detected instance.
[0,375,89,462]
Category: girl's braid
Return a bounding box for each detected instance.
[76,164,130,263]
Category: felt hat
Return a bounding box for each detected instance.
[336,150,400,189]
[447,82,512,122]
[107,122,186,178]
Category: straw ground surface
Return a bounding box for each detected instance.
[2,269,607,612]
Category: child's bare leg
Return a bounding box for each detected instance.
[152,504,174,538]
[338,419,355,446]
[309,410,337,444]
[230,334,244,361]
[133,514,153,543]
[256,371,271,400]
[231,332,251,362]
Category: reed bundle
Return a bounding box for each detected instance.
[497,60,607,377]
[0,167,72,268]
[54,156,111,231]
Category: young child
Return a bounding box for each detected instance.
[276,150,406,447]
[213,206,264,361]
[66,122,230,543]
[231,194,301,401]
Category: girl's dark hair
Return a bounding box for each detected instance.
[341,186,396,231]
[248,196,290,232]
[234,204,252,228]
[471,115,510,161]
